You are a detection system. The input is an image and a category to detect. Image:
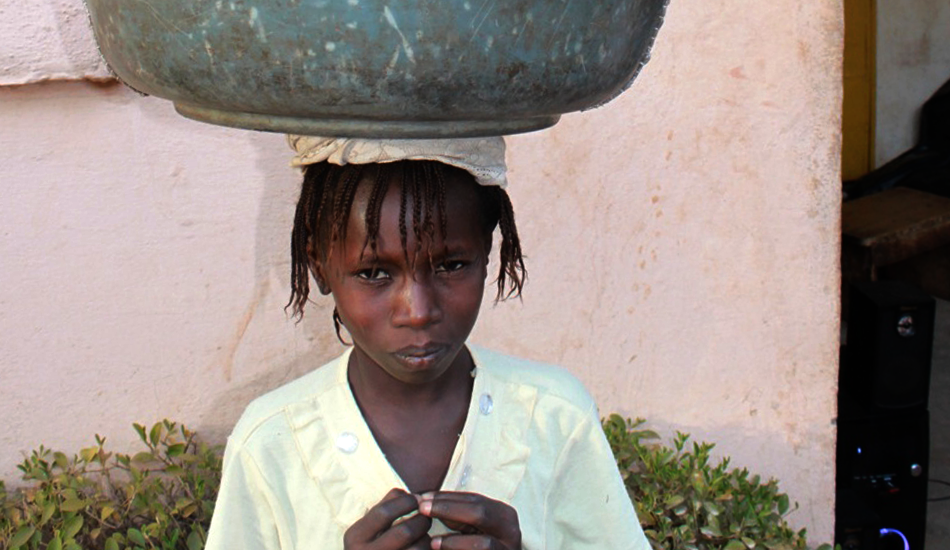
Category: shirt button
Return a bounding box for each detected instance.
[460,465,472,487]
[336,432,359,454]
[479,393,493,415]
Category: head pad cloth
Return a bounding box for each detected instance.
[287,135,508,188]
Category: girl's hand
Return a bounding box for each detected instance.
[345,489,433,550]
[417,491,521,550]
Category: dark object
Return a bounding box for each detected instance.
[840,281,935,414]
[835,410,929,550]
[836,280,933,550]
[844,76,950,201]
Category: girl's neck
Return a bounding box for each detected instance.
[346,346,475,409]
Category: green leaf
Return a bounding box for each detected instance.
[64,542,82,550]
[101,505,116,521]
[723,540,747,550]
[664,495,685,510]
[64,514,84,539]
[704,500,723,516]
[54,452,69,469]
[187,530,203,550]
[79,446,99,463]
[777,493,790,515]
[167,443,186,457]
[132,452,155,464]
[149,423,162,447]
[60,497,87,512]
[128,528,147,546]
[48,536,64,550]
[133,423,148,444]
[40,502,56,526]
[10,526,36,548]
[105,537,120,550]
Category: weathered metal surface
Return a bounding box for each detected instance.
[84,0,668,137]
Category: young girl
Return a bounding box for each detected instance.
[205,136,650,550]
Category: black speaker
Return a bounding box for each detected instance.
[835,409,929,550]
[841,281,935,414]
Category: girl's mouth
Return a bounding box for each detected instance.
[393,344,447,368]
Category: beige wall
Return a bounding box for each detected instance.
[876,0,950,166]
[0,0,843,542]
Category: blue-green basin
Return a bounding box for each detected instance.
[85,0,668,137]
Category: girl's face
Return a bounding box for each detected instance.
[316,170,491,385]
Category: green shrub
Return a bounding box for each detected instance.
[603,414,835,550]
[0,420,220,550]
[2,418,835,550]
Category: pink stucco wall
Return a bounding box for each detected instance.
[0,0,843,541]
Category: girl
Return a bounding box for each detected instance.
[205,137,650,550]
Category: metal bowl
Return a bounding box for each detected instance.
[86,0,668,137]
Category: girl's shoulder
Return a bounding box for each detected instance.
[225,350,350,450]
[468,344,597,415]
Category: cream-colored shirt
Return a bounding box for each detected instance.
[206,345,649,550]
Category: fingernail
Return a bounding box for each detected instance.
[419,500,432,516]
[431,536,442,550]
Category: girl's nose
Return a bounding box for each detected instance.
[393,278,442,328]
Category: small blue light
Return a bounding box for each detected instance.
[879,528,910,550]
[857,447,862,454]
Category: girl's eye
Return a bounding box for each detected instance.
[356,268,390,281]
[436,260,467,274]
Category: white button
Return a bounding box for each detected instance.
[460,465,472,487]
[479,393,493,415]
[336,432,359,454]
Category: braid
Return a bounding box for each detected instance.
[410,165,424,268]
[364,164,388,257]
[434,164,448,243]
[330,165,363,247]
[398,166,410,263]
[492,187,526,301]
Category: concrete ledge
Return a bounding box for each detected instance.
[0,0,113,86]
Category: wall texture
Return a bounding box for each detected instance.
[0,0,843,542]
[876,0,950,165]
[0,0,111,85]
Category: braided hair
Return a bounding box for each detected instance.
[287,160,526,320]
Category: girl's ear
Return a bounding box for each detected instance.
[309,258,332,295]
[306,239,332,295]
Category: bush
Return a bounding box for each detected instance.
[0,421,220,550]
[603,414,835,550]
[2,418,834,550]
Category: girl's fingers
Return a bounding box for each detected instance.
[345,489,425,548]
[418,492,520,549]
[431,534,504,550]
[371,513,433,549]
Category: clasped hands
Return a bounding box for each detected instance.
[344,488,521,550]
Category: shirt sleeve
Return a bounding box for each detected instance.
[544,405,652,550]
[205,443,284,550]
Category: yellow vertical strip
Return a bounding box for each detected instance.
[841,0,876,181]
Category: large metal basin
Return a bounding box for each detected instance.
[85,0,668,137]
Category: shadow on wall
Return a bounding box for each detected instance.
[124,98,343,443]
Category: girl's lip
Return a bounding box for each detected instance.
[395,343,445,357]
[393,344,448,367]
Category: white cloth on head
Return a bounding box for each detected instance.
[287,135,508,188]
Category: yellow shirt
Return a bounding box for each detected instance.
[206,345,650,550]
